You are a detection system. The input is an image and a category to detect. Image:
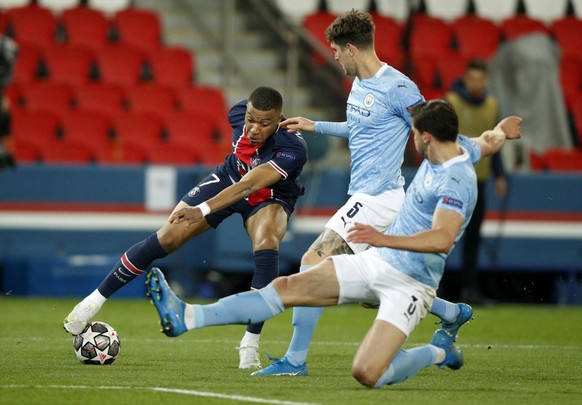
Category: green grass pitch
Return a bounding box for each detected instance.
[1,297,581,404]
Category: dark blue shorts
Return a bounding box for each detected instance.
[181,166,297,228]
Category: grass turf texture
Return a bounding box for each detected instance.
[1,297,581,405]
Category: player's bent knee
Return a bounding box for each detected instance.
[352,362,382,388]
[157,231,187,253]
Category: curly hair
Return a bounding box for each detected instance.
[325,10,375,49]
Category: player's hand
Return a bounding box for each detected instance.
[495,116,522,140]
[346,223,386,246]
[279,116,315,133]
[168,207,203,229]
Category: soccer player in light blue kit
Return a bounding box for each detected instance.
[146,100,522,387]
[250,10,472,375]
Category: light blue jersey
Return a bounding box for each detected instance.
[314,64,424,196]
[376,135,482,288]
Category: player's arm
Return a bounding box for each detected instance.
[346,208,463,254]
[169,164,282,227]
[472,116,522,159]
[280,117,349,139]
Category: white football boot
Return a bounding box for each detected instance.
[63,300,101,335]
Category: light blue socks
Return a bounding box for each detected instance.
[374,346,438,387]
[192,284,284,329]
[430,297,459,323]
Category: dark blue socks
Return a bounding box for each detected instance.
[97,233,167,298]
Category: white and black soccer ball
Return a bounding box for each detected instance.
[73,321,121,365]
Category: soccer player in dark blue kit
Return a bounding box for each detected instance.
[64,86,308,369]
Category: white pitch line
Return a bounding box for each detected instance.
[0,385,319,405]
[1,336,580,350]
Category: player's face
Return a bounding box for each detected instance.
[331,42,356,76]
[412,125,427,156]
[245,101,282,145]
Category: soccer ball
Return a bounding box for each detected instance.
[73,321,121,365]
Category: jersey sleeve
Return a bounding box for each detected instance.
[314,121,349,138]
[435,172,472,218]
[388,78,425,126]
[457,134,483,164]
[268,131,308,179]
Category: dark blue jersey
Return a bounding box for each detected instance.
[221,99,308,205]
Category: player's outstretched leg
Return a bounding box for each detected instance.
[146,267,188,337]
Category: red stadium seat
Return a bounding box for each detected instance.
[96,44,145,87]
[437,53,469,91]
[113,111,163,146]
[12,139,41,163]
[303,11,337,65]
[11,110,60,150]
[113,8,162,53]
[451,15,501,59]
[61,6,111,51]
[371,13,405,70]
[95,142,147,165]
[41,140,94,164]
[500,15,548,41]
[21,82,74,116]
[551,16,582,58]
[409,54,439,92]
[5,4,57,48]
[12,44,41,84]
[75,83,126,119]
[559,55,582,110]
[542,148,582,172]
[147,142,201,165]
[177,85,227,112]
[147,46,194,89]
[43,45,96,86]
[409,14,453,59]
[570,98,582,144]
[126,84,177,120]
[61,110,112,152]
[165,111,226,165]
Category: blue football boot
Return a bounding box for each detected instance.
[251,356,308,376]
[146,267,188,337]
[430,329,464,370]
[439,303,473,342]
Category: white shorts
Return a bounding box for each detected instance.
[331,249,436,337]
[325,188,405,254]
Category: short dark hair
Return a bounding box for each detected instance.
[410,100,458,142]
[466,58,488,73]
[248,86,283,111]
[325,10,375,49]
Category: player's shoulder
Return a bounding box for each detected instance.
[274,128,307,150]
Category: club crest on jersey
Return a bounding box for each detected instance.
[364,93,375,108]
[188,187,200,197]
[424,175,433,187]
[251,156,261,168]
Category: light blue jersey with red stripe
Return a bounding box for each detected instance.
[375,135,482,288]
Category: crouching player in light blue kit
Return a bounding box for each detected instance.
[146,100,521,387]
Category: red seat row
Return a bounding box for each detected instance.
[0,4,163,53]
[12,43,194,90]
